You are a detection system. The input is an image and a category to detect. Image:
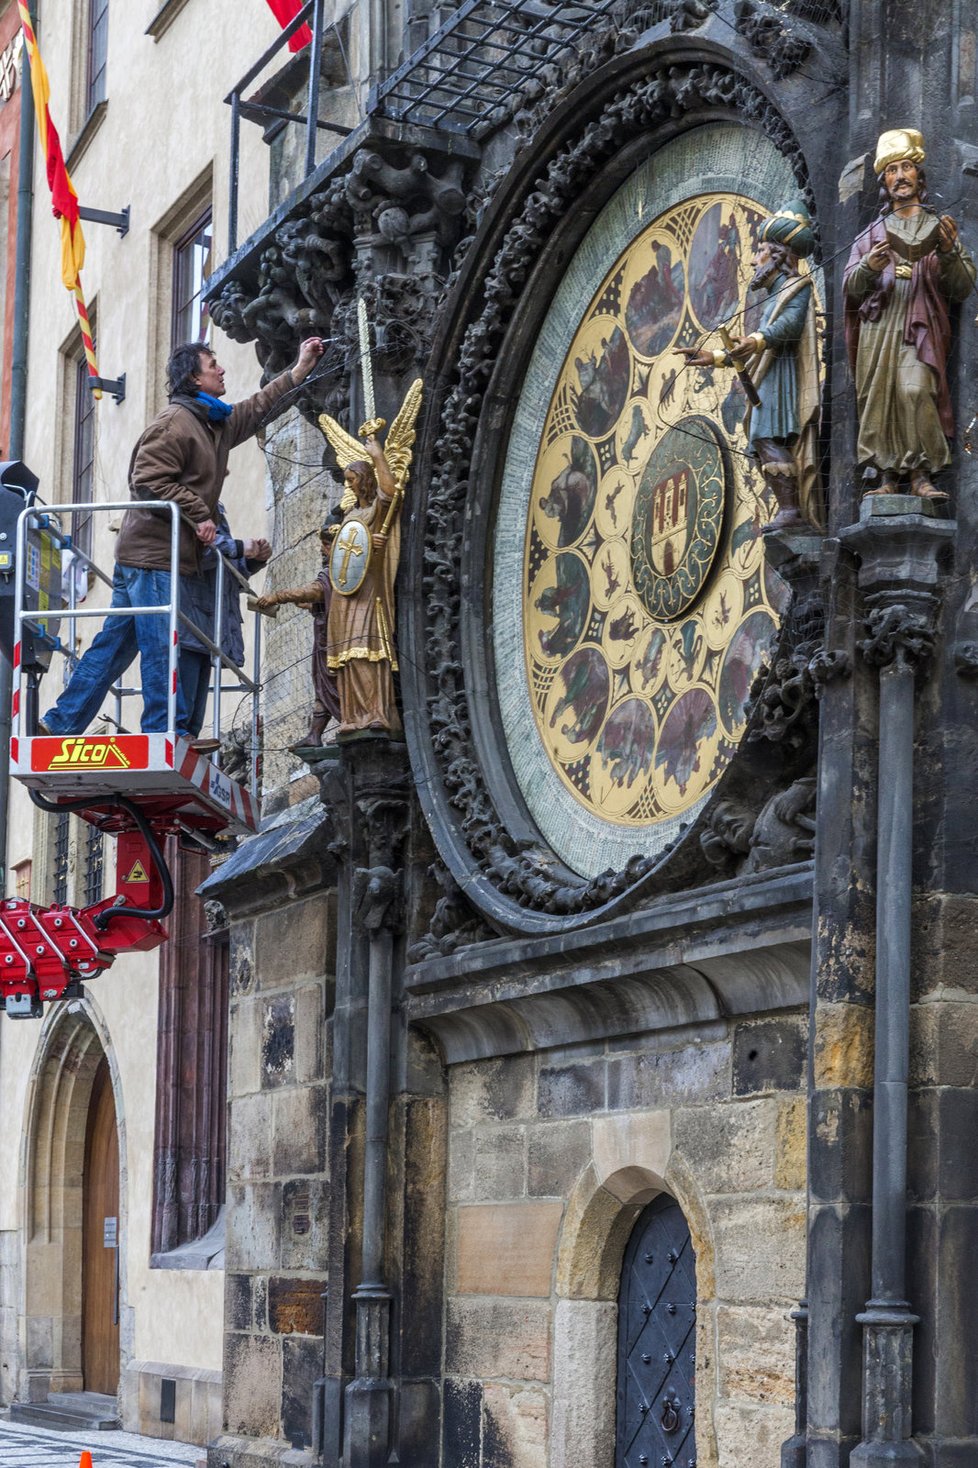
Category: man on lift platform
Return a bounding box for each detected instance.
[38,335,324,746]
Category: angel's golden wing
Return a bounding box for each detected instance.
[383,379,424,495]
[318,411,365,471]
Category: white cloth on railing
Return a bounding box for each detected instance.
[61,548,89,606]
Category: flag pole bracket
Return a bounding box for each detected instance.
[78,204,130,238]
[87,373,126,405]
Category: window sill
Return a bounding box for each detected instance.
[150,1205,225,1271]
[66,99,108,173]
[146,0,193,41]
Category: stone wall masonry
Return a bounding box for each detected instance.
[222,888,335,1453]
[441,1013,807,1468]
[904,893,978,1446]
[260,412,344,803]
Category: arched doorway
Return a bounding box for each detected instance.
[616,1194,696,1467]
[20,1006,125,1406]
[82,1057,120,1393]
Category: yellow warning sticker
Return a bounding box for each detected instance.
[124,860,149,883]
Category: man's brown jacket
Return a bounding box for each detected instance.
[115,370,294,576]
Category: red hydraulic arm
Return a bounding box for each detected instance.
[1,806,174,1019]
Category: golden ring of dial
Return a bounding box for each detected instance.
[493,126,813,878]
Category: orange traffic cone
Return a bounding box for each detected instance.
[79,1453,93,1468]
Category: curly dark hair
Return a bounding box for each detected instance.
[166,341,212,399]
[877,164,929,214]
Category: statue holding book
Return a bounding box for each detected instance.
[844,127,976,499]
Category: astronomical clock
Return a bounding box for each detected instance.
[492,124,820,878]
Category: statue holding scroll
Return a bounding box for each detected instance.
[256,381,422,738]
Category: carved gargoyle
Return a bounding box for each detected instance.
[407,862,497,962]
[700,776,816,873]
[746,776,817,870]
[669,0,715,31]
[735,0,813,79]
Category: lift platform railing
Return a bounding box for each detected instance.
[12,499,263,799]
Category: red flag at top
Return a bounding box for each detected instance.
[264,0,313,51]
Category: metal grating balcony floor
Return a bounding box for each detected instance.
[368,0,644,136]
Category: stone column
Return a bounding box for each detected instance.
[316,740,409,1468]
[839,499,953,1467]
[343,786,406,1468]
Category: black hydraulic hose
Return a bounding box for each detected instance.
[26,790,175,925]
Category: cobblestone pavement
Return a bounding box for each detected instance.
[0,1418,200,1467]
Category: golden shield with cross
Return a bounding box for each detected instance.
[329,518,372,596]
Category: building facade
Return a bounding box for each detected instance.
[0,0,284,1443]
[3,3,978,1468]
[201,1,978,1465]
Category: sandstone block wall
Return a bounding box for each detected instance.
[441,1013,807,1468]
[222,891,336,1449]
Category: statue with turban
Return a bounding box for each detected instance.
[677,196,823,531]
[844,128,976,499]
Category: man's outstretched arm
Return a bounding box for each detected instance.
[229,337,325,447]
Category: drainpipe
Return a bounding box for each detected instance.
[842,500,951,1467]
[342,760,407,1468]
[343,858,397,1467]
[0,0,37,894]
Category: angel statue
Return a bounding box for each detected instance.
[256,380,423,740]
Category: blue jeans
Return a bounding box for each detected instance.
[43,565,190,735]
[179,650,212,738]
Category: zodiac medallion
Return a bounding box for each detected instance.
[494,127,809,875]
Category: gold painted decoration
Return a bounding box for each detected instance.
[522,189,797,833]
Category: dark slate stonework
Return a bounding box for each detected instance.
[225,1274,252,1333]
[732,1016,807,1095]
[442,1378,482,1468]
[537,1060,607,1117]
[281,1334,323,1449]
[260,996,295,1089]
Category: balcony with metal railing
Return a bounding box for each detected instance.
[206,1,667,410]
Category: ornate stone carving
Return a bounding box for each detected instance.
[859,600,937,672]
[346,149,467,248]
[747,645,819,755]
[202,898,228,934]
[210,141,472,419]
[734,0,814,79]
[353,865,400,932]
[809,646,852,692]
[417,62,817,916]
[669,0,716,31]
[953,641,978,678]
[700,797,755,867]
[700,775,816,873]
[406,862,497,962]
[219,723,257,787]
[747,776,817,870]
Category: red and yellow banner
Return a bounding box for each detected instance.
[264,0,313,52]
[17,3,100,394]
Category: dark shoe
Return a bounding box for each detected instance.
[189,737,221,754]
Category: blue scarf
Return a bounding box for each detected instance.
[195,390,233,423]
